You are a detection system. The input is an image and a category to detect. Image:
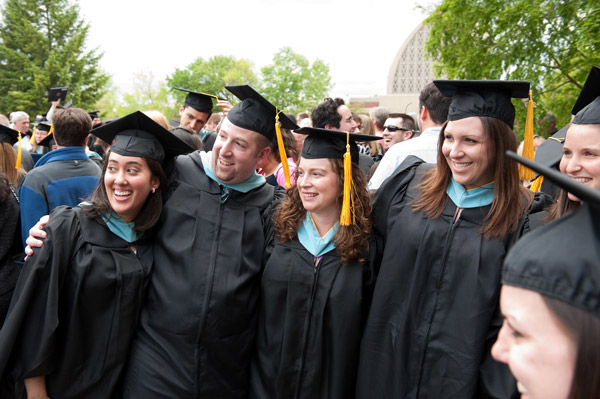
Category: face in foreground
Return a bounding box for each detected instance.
[179,105,210,133]
[211,118,270,185]
[442,117,494,190]
[105,152,159,223]
[491,285,576,399]
[296,157,340,219]
[559,123,600,202]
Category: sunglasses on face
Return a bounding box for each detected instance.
[384,125,410,132]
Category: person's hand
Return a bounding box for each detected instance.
[24,215,49,258]
[51,98,61,108]
[217,100,233,116]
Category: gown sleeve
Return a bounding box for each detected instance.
[0,206,79,379]
[369,155,425,281]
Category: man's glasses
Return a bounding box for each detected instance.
[384,125,410,132]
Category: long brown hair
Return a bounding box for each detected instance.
[411,117,533,239]
[543,296,600,399]
[0,143,26,186]
[82,150,168,236]
[274,159,372,263]
[545,188,581,222]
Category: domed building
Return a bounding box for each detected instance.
[350,22,438,116]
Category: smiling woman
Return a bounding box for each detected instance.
[0,111,193,399]
[356,80,541,398]
[249,127,376,399]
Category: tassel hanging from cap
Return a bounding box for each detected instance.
[340,132,354,226]
[30,127,36,145]
[519,90,536,180]
[275,110,291,188]
[15,131,22,169]
[529,175,543,192]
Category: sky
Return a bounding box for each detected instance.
[2,0,438,99]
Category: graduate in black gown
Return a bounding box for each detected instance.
[356,81,538,398]
[250,128,378,399]
[0,111,192,399]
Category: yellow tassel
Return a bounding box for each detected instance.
[275,111,291,188]
[519,90,535,180]
[49,124,53,135]
[529,175,543,192]
[340,132,353,226]
[30,127,36,145]
[15,132,22,169]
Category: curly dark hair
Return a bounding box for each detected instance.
[311,98,346,129]
[274,159,372,263]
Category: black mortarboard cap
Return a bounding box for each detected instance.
[48,87,68,102]
[38,132,54,147]
[91,111,194,163]
[0,124,20,146]
[572,97,600,125]
[172,87,215,113]
[434,80,530,129]
[503,150,600,317]
[88,110,100,120]
[571,65,600,116]
[225,85,298,140]
[36,121,51,132]
[295,127,379,164]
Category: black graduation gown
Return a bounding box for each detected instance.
[121,152,282,399]
[0,206,153,399]
[356,157,519,399]
[250,237,369,399]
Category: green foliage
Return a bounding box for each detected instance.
[0,0,109,116]
[424,0,600,138]
[117,71,175,119]
[166,55,258,112]
[260,47,332,114]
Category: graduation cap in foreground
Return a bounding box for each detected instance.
[503,150,600,318]
[295,127,380,226]
[295,127,379,164]
[434,80,530,129]
[225,85,299,188]
[48,87,68,102]
[0,124,20,146]
[172,87,216,114]
[91,111,194,163]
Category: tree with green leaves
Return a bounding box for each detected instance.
[118,71,175,119]
[260,47,332,114]
[424,0,600,134]
[0,0,109,116]
[166,55,258,112]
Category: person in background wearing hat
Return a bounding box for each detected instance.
[119,85,296,398]
[18,107,102,247]
[356,80,537,398]
[250,128,376,399]
[0,125,27,187]
[0,111,192,399]
[173,87,232,151]
[29,120,52,158]
[491,152,600,399]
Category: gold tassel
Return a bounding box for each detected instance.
[15,131,22,169]
[519,90,535,180]
[275,110,291,188]
[340,132,353,226]
[529,175,543,192]
[30,127,36,145]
